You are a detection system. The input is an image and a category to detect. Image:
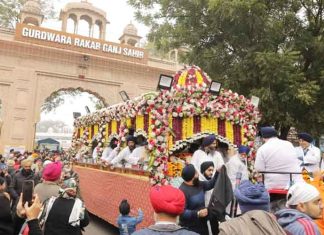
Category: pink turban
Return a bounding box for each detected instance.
[42,161,62,181]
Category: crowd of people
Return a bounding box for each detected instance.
[0,126,323,235]
[0,150,88,235]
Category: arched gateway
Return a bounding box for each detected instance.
[0,0,180,152]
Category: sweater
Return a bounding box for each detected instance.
[179,173,218,235]
[276,209,321,235]
[34,181,60,203]
[44,197,89,235]
[133,224,199,235]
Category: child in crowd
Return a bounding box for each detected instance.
[117,199,143,235]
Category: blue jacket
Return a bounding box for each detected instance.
[117,209,144,235]
[276,208,321,235]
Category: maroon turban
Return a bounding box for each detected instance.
[150,185,185,216]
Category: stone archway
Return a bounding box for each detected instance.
[41,87,108,113]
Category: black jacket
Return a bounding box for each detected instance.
[10,170,39,200]
[208,165,233,222]
[44,197,90,235]
[0,193,13,235]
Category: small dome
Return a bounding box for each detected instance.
[22,0,42,15]
[123,23,138,36]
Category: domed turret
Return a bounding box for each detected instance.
[20,0,44,26]
[119,22,142,47]
[59,0,109,40]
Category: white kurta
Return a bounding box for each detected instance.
[191,149,224,208]
[111,146,133,168]
[295,145,321,173]
[225,154,249,190]
[255,137,302,189]
[100,147,113,162]
[191,149,225,180]
[127,146,148,165]
[105,147,119,163]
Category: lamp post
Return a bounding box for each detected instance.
[157,74,173,90]
[119,90,130,102]
[209,81,222,95]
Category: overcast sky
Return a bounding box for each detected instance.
[40,0,150,129]
[43,0,149,43]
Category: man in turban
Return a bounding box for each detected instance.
[295,132,321,173]
[179,164,219,235]
[133,185,198,235]
[110,135,137,168]
[34,161,62,203]
[254,127,302,189]
[191,135,224,182]
[276,182,322,235]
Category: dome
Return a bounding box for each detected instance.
[172,66,211,89]
[60,1,108,23]
[22,0,42,15]
[123,23,138,36]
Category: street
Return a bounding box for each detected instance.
[84,213,119,235]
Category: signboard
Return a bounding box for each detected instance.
[4,145,25,155]
[15,23,148,64]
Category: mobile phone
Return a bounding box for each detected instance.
[22,180,34,206]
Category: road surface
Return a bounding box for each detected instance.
[84,213,119,235]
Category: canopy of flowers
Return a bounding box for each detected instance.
[70,65,261,185]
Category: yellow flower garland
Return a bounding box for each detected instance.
[88,126,91,141]
[126,118,132,128]
[94,125,99,136]
[225,121,234,144]
[80,127,84,138]
[136,115,144,130]
[195,70,204,85]
[111,120,117,134]
[178,71,188,86]
[168,115,173,149]
[105,124,109,140]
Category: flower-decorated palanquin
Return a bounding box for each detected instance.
[69,65,261,227]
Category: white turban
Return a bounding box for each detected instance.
[286,182,319,207]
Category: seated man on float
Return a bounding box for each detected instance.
[127,135,149,169]
[276,182,322,235]
[100,137,118,163]
[110,135,137,168]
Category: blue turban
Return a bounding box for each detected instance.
[234,180,270,213]
[238,145,250,154]
[202,135,216,147]
[181,164,196,182]
[298,133,313,143]
[260,127,277,138]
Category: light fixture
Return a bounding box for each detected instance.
[119,90,130,101]
[157,74,173,90]
[85,106,91,114]
[209,81,222,95]
[251,96,260,108]
[73,112,81,119]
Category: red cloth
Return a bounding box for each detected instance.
[42,161,62,181]
[150,185,185,215]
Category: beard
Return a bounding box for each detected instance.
[21,169,32,176]
[193,177,199,186]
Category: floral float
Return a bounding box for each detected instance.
[69,65,261,185]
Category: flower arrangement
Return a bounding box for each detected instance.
[71,65,261,185]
